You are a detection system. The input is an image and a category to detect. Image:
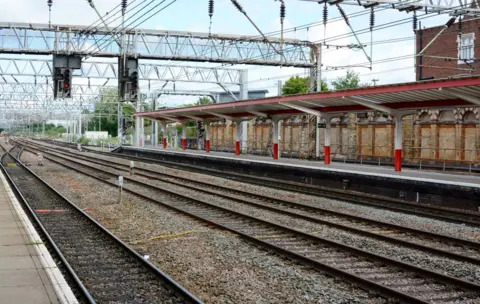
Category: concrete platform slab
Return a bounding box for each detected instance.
[0,235,25,246]
[0,256,36,270]
[0,210,14,216]
[0,227,22,236]
[0,269,43,286]
[0,221,18,228]
[0,214,15,222]
[0,245,30,257]
[0,285,52,304]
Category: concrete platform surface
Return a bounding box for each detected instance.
[0,168,78,304]
[128,146,480,188]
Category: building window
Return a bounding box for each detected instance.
[458,33,475,63]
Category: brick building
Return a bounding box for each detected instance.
[416,15,480,80]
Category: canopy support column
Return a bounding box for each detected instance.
[394,115,403,171]
[78,115,82,138]
[152,121,158,147]
[135,116,144,148]
[205,123,211,153]
[324,120,331,165]
[235,121,242,156]
[272,119,279,159]
[162,123,167,149]
[182,125,187,150]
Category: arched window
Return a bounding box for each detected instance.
[464,111,477,123]
[438,110,455,122]
[418,112,430,123]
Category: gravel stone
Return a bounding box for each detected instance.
[43,143,480,244]
[22,150,384,304]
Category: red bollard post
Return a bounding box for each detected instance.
[324,146,331,164]
[273,143,279,160]
[395,149,402,171]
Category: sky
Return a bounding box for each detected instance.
[0,0,465,108]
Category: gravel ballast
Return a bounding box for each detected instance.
[23,146,480,285]
[37,143,479,245]
[21,150,383,304]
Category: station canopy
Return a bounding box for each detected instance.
[135,76,480,122]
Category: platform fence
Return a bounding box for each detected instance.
[159,137,480,173]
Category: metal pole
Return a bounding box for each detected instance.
[316,44,322,92]
[117,102,123,146]
[418,21,423,80]
[315,45,322,159]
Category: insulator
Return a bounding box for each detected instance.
[337,5,349,26]
[413,11,417,31]
[458,16,462,34]
[280,3,286,19]
[47,0,53,7]
[231,0,244,13]
[121,0,127,10]
[369,7,374,31]
[209,0,214,17]
[323,4,328,26]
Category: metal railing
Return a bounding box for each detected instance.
[329,144,480,173]
[165,138,480,173]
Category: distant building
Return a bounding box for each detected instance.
[216,89,269,103]
[415,5,479,80]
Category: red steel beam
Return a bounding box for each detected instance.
[142,98,470,122]
[136,76,480,117]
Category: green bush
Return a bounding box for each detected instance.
[77,136,90,145]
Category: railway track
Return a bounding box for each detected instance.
[9,145,23,158]
[0,151,202,304]
[21,142,480,267]
[19,142,480,303]
[57,142,480,227]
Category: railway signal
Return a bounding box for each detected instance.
[63,69,72,98]
[129,70,139,101]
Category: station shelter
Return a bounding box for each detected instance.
[134,76,480,172]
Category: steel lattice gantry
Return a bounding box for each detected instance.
[0,83,222,104]
[0,57,244,84]
[0,23,314,67]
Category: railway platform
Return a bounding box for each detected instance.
[121,146,480,188]
[0,169,77,304]
[111,145,480,211]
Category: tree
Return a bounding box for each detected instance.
[331,70,371,90]
[181,96,214,107]
[281,76,328,95]
[196,97,213,105]
[86,89,152,137]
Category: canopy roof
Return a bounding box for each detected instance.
[135,76,480,122]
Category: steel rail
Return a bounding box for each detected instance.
[19,142,480,304]
[72,143,480,227]
[28,138,480,225]
[21,142,480,267]
[4,147,203,304]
